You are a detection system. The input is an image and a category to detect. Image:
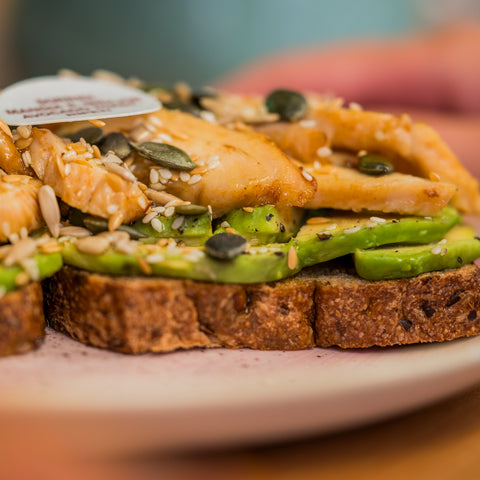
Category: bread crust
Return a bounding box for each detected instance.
[0,282,45,356]
[43,265,480,353]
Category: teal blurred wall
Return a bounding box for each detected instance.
[14,0,421,86]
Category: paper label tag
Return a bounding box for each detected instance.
[0,76,161,125]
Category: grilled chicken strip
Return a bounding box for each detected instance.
[28,128,149,225]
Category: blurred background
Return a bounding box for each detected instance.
[0,0,478,88]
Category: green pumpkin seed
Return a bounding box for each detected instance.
[190,87,217,109]
[97,132,132,159]
[265,89,308,121]
[83,216,147,239]
[163,98,203,116]
[130,142,196,171]
[68,126,104,144]
[174,204,209,216]
[358,153,394,176]
[204,232,247,260]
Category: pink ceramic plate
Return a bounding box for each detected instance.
[1,328,480,455]
[1,216,480,455]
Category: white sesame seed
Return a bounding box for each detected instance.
[151,217,164,232]
[157,133,173,143]
[207,155,220,169]
[349,102,363,111]
[149,182,166,191]
[107,204,119,215]
[64,163,71,175]
[317,146,332,158]
[62,150,77,160]
[324,224,337,231]
[159,168,173,180]
[299,120,317,128]
[171,216,185,230]
[431,245,442,255]
[344,226,362,234]
[200,111,216,123]
[104,163,136,182]
[374,130,386,141]
[164,206,175,217]
[149,169,160,184]
[103,152,123,164]
[439,239,447,244]
[142,211,158,224]
[302,170,313,181]
[220,221,230,228]
[130,125,152,143]
[188,174,202,185]
[21,257,39,281]
[145,253,165,264]
[370,216,386,224]
[1,222,10,238]
[440,248,448,256]
[180,171,191,182]
[147,115,163,127]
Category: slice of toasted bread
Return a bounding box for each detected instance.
[43,264,480,353]
[0,282,45,356]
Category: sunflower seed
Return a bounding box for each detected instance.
[38,185,61,238]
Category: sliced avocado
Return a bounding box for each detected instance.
[133,212,212,246]
[0,252,63,293]
[61,241,297,283]
[61,206,463,284]
[354,224,480,280]
[296,206,460,268]
[215,205,303,244]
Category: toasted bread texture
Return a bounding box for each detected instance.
[43,264,480,353]
[0,282,45,356]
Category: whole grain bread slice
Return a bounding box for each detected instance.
[0,282,45,356]
[43,264,480,353]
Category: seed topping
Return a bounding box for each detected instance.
[205,232,247,260]
[130,141,196,171]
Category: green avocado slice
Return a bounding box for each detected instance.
[215,205,304,244]
[0,252,63,293]
[354,224,480,280]
[61,241,297,283]
[133,212,212,246]
[60,207,463,284]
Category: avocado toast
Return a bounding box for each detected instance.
[0,128,63,355]
[3,80,480,353]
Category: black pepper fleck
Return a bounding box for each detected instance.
[279,224,286,233]
[265,214,274,221]
[468,310,477,321]
[457,256,463,264]
[274,251,285,258]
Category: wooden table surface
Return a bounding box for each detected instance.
[3,382,480,480]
